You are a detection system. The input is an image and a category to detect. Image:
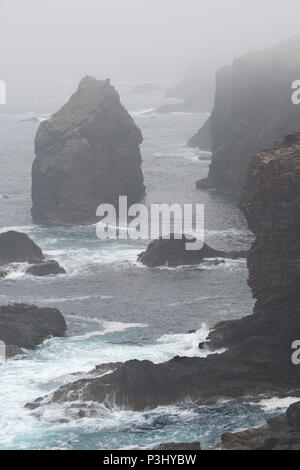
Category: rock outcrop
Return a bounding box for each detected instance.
[0,230,43,266]
[138,236,247,267]
[26,260,66,277]
[0,304,66,357]
[27,128,300,415]
[31,76,145,226]
[221,401,300,450]
[190,36,300,199]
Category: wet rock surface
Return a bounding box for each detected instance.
[26,260,66,277]
[137,236,247,267]
[0,304,66,356]
[221,402,300,450]
[0,230,43,266]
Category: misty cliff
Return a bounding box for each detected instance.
[31,76,145,226]
[27,128,300,414]
[189,36,300,199]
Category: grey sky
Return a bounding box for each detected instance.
[1,0,300,106]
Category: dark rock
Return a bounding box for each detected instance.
[137,236,247,267]
[153,442,201,450]
[0,231,43,266]
[31,76,145,226]
[198,342,205,350]
[286,402,300,430]
[189,36,300,199]
[26,260,66,277]
[0,303,66,350]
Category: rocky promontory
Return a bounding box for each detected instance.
[0,304,66,357]
[31,76,145,226]
[190,36,300,199]
[26,128,300,418]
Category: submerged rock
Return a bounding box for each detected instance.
[0,304,66,356]
[26,260,66,277]
[190,36,300,199]
[0,230,43,266]
[137,236,247,267]
[32,76,145,226]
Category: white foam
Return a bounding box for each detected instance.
[256,397,300,412]
[70,321,148,341]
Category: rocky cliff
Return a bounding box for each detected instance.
[26,128,300,415]
[31,76,145,226]
[190,36,300,199]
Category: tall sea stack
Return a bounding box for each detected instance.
[31,76,145,226]
[189,36,300,199]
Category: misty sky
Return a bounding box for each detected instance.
[1,0,300,104]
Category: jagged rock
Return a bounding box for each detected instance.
[0,230,43,266]
[137,236,247,267]
[190,36,300,199]
[0,304,66,354]
[286,402,300,430]
[221,402,300,450]
[26,260,66,277]
[31,76,145,226]
[28,129,300,413]
[153,442,201,450]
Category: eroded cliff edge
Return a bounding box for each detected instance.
[189,36,300,199]
[27,128,300,414]
[31,76,145,226]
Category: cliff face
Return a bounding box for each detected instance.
[27,129,300,413]
[31,76,145,226]
[190,36,300,199]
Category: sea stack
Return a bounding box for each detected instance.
[189,36,300,199]
[31,76,145,226]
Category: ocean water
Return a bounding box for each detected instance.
[0,83,292,449]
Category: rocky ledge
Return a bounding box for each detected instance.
[31,76,145,226]
[0,304,66,357]
[26,128,300,419]
[190,36,300,199]
[221,401,300,450]
[0,230,65,278]
[138,236,247,267]
[0,230,43,266]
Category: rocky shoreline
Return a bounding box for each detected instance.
[25,127,300,424]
